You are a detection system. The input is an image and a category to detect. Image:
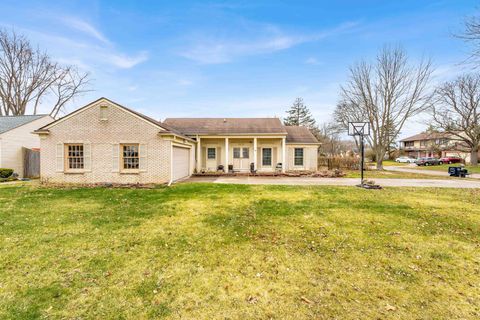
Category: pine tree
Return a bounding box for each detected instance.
[283,97,317,129]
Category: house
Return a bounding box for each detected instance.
[399,132,453,158]
[34,97,320,184]
[399,131,480,162]
[0,114,53,177]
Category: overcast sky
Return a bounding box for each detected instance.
[1,0,477,138]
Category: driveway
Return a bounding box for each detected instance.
[184,176,480,188]
[384,165,480,179]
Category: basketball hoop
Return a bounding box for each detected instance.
[348,122,372,188]
[348,122,370,136]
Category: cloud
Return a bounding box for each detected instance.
[108,51,149,69]
[179,21,359,64]
[61,16,110,44]
[305,57,320,65]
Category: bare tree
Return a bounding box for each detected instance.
[431,74,480,165]
[456,15,480,67]
[336,46,434,169]
[0,29,89,117]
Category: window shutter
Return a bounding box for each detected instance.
[112,144,119,172]
[139,144,147,171]
[56,143,64,172]
[84,143,91,171]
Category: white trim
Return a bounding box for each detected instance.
[282,137,286,173]
[196,134,287,139]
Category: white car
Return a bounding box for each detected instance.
[395,156,416,163]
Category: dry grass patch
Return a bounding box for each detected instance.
[0,184,479,319]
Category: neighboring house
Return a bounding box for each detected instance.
[34,97,320,184]
[399,131,479,161]
[0,114,53,177]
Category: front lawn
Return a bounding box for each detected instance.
[410,163,480,174]
[0,183,479,319]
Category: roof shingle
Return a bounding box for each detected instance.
[0,115,47,134]
[400,132,451,142]
[284,126,319,144]
[163,118,288,135]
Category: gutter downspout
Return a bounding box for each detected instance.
[168,141,174,186]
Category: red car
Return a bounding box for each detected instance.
[440,156,463,164]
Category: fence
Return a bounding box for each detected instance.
[23,147,40,178]
[318,156,361,170]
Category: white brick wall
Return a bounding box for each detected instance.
[40,100,174,184]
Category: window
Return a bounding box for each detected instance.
[233,147,249,159]
[420,140,427,147]
[404,141,414,147]
[262,148,272,166]
[294,148,304,166]
[233,148,241,159]
[66,144,84,169]
[207,148,216,159]
[122,144,139,170]
[242,147,249,159]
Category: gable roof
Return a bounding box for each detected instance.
[163,118,288,135]
[400,132,451,142]
[35,97,194,141]
[0,114,48,134]
[284,126,320,144]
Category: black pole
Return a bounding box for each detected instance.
[360,135,364,186]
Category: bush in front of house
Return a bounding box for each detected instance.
[0,168,14,178]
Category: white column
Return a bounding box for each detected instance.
[253,137,257,170]
[225,137,229,172]
[282,137,286,172]
[196,136,201,171]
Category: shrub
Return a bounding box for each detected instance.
[318,156,361,170]
[0,168,13,178]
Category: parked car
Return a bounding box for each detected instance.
[395,156,416,163]
[440,156,463,164]
[415,157,441,166]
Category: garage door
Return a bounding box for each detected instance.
[172,146,190,181]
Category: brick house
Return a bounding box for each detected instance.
[399,131,480,162]
[35,97,320,184]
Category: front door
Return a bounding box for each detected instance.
[233,146,250,171]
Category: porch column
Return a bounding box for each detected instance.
[196,136,201,171]
[253,137,257,170]
[282,137,286,172]
[225,137,229,171]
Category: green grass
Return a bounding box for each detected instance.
[1,183,479,319]
[343,170,449,179]
[410,163,480,174]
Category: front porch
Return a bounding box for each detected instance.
[195,136,286,173]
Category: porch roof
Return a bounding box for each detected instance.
[163,118,288,135]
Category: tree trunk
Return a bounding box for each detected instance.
[376,149,384,170]
[470,148,479,166]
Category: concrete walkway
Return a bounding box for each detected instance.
[184,176,480,188]
[384,165,480,179]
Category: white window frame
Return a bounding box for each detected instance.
[262,147,272,166]
[294,148,304,166]
[207,147,216,160]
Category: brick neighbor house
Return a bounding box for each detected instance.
[34,97,320,184]
[399,131,480,162]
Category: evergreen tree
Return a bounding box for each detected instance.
[283,97,317,129]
